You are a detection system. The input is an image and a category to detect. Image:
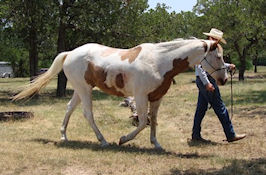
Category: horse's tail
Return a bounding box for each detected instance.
[12,52,69,101]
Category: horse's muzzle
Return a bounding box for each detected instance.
[218,78,227,85]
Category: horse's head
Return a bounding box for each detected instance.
[201,40,228,85]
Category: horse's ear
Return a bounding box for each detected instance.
[210,41,218,51]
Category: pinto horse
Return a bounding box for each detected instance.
[13,39,227,149]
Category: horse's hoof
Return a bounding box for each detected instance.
[155,145,164,151]
[101,141,109,148]
[60,136,68,142]
[119,136,127,145]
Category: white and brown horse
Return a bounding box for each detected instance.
[13,39,227,149]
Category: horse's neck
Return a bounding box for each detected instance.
[156,40,202,66]
[155,41,190,67]
[156,40,189,53]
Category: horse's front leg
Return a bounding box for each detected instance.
[119,95,148,145]
[78,85,108,147]
[150,99,162,149]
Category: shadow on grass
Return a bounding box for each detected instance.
[187,139,221,147]
[223,89,266,106]
[234,105,266,118]
[32,138,214,159]
[170,158,266,175]
[0,78,29,83]
[234,90,266,105]
[0,89,123,107]
[0,97,11,105]
[92,89,123,101]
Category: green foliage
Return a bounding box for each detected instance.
[58,0,149,49]
[0,24,29,76]
[193,0,266,79]
[0,44,29,77]
[0,0,265,78]
[0,0,57,76]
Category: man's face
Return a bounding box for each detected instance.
[209,36,219,42]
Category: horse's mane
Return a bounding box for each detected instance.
[155,37,200,51]
[172,37,198,41]
[157,37,223,55]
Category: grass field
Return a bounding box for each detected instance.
[0,67,265,175]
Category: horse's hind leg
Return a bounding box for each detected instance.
[149,99,162,149]
[78,84,108,147]
[61,91,80,141]
[119,95,148,145]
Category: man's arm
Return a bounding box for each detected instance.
[195,65,215,92]
[196,65,210,85]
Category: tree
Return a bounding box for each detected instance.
[0,0,55,78]
[55,0,75,97]
[194,0,266,80]
[54,0,149,96]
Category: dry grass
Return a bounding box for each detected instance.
[0,67,266,175]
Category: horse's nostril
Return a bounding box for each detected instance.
[219,78,227,85]
[224,78,228,84]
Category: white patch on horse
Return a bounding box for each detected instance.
[13,39,227,149]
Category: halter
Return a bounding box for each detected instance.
[200,57,227,75]
[200,40,227,75]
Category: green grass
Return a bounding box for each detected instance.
[0,67,266,175]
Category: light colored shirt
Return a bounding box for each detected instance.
[195,63,230,85]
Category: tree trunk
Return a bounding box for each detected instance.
[234,41,249,81]
[254,50,258,73]
[238,56,246,81]
[29,26,38,81]
[57,71,67,97]
[26,0,38,81]
[254,58,257,73]
[18,59,24,77]
[56,5,67,97]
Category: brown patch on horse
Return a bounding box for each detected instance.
[84,62,124,96]
[101,47,118,57]
[115,73,124,88]
[202,41,208,52]
[210,42,218,51]
[148,58,189,102]
[120,46,142,63]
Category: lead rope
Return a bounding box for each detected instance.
[230,69,236,120]
[223,69,236,142]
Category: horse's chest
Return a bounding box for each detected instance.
[148,78,173,102]
[148,58,189,102]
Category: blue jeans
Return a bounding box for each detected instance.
[192,76,236,140]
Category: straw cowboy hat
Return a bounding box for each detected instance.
[203,28,227,44]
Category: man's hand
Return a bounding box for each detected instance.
[228,64,236,71]
[206,83,215,92]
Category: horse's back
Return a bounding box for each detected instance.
[62,43,134,96]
